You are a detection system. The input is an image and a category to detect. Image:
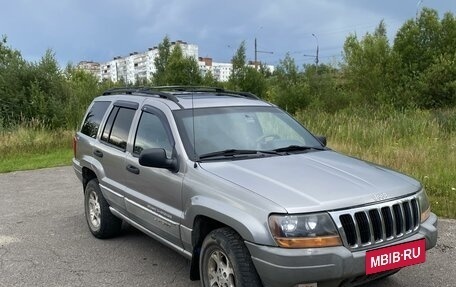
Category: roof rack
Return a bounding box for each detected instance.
[149,86,260,100]
[101,86,260,105]
[102,87,146,95]
[102,87,180,104]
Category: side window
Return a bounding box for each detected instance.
[101,107,136,150]
[134,112,173,158]
[81,101,110,138]
[101,107,119,142]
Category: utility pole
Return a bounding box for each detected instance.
[312,33,319,66]
[254,37,273,70]
[255,37,257,69]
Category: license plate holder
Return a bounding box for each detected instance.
[365,238,426,275]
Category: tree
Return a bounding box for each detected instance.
[165,44,202,85]
[394,9,442,75]
[152,37,202,86]
[393,8,456,108]
[302,64,345,113]
[153,36,172,85]
[27,49,69,127]
[228,41,247,90]
[202,70,219,87]
[342,20,396,106]
[0,36,27,126]
[268,54,309,114]
[64,65,108,129]
[417,53,456,108]
[242,66,267,98]
[227,41,267,97]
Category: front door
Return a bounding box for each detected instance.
[123,107,184,247]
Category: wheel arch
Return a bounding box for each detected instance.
[186,201,274,281]
[82,167,97,191]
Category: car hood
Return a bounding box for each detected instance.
[199,150,421,213]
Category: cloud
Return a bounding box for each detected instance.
[1,0,454,66]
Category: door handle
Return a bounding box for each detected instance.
[126,164,140,175]
[93,150,103,158]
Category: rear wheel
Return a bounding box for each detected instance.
[200,227,262,287]
[84,179,122,238]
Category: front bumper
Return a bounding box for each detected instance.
[246,212,438,287]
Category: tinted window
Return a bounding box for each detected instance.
[101,107,119,142]
[81,101,110,138]
[134,112,173,158]
[101,107,136,150]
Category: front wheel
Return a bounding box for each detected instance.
[200,227,262,287]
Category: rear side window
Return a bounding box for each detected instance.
[101,107,136,150]
[81,101,110,138]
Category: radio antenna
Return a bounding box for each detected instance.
[189,74,197,168]
[192,90,198,168]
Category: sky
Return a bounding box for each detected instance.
[1,0,455,67]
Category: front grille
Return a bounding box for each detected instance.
[330,195,420,250]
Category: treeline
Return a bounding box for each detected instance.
[0,39,118,129]
[0,8,455,130]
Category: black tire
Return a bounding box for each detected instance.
[200,227,262,287]
[84,179,122,239]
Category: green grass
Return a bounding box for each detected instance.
[0,126,73,173]
[296,108,456,219]
[0,148,72,173]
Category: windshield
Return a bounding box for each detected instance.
[173,106,323,161]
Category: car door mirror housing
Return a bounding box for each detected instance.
[139,148,178,172]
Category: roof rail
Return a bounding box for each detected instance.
[102,87,144,95]
[150,86,225,92]
[149,86,260,100]
[101,86,260,104]
[102,87,180,105]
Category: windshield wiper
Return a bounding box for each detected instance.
[198,149,280,160]
[272,145,325,153]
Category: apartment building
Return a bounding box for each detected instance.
[76,61,101,80]
[198,57,233,82]
[78,40,273,83]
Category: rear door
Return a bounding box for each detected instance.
[94,101,138,211]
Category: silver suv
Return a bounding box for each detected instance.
[73,87,437,287]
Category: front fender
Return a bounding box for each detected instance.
[184,195,279,246]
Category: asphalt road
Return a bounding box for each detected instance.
[0,166,454,287]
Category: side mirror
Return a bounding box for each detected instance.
[316,136,327,147]
[139,148,179,172]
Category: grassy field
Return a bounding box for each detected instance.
[0,126,73,173]
[297,108,456,219]
[1,108,455,218]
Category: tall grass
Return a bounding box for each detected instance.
[296,108,456,218]
[0,121,73,173]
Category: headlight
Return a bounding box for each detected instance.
[417,189,431,222]
[268,213,342,248]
